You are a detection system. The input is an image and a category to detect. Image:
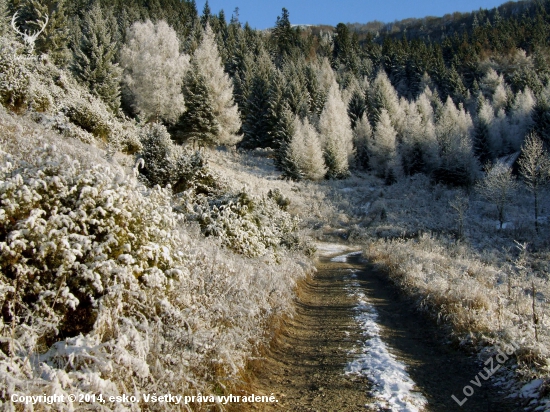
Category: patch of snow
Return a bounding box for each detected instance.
[330,251,362,262]
[520,379,544,399]
[345,275,427,412]
[315,243,351,256]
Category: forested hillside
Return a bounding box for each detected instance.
[1,0,550,409]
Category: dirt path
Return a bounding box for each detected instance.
[240,247,519,412]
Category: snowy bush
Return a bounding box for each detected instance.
[0,36,140,152]
[0,110,311,410]
[185,189,300,257]
[137,122,220,194]
[0,37,31,111]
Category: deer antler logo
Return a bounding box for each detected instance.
[11,11,49,53]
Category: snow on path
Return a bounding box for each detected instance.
[330,253,428,412]
[315,243,354,257]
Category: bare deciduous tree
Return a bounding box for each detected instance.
[518,133,550,234]
[476,161,517,229]
[449,190,469,240]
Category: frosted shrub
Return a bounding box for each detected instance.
[0,37,31,111]
[0,36,140,152]
[137,122,219,194]
[63,94,113,140]
[187,190,300,257]
[0,113,310,409]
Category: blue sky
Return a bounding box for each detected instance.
[197,0,512,29]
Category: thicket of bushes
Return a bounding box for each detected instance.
[0,90,312,411]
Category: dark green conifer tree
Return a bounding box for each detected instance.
[348,88,367,130]
[17,0,71,65]
[72,3,122,112]
[240,50,276,149]
[176,62,219,147]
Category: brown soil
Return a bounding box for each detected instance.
[237,247,520,412]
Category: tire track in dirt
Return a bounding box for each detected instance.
[239,246,519,411]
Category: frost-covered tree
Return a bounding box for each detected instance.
[318,81,353,179]
[348,84,367,130]
[308,57,336,119]
[285,117,326,181]
[414,90,440,173]
[353,113,372,170]
[73,3,121,113]
[369,70,403,133]
[518,133,550,234]
[121,20,189,123]
[434,97,476,186]
[476,161,517,229]
[480,68,503,100]
[533,84,550,147]
[492,82,509,113]
[401,100,427,175]
[273,104,296,170]
[370,108,397,178]
[507,88,536,151]
[474,95,497,165]
[266,69,287,147]
[193,23,241,145]
[282,60,310,119]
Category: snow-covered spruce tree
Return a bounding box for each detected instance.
[476,161,517,230]
[353,113,372,170]
[434,97,477,186]
[369,70,403,133]
[400,100,426,175]
[72,3,122,113]
[518,133,550,234]
[266,68,287,150]
[282,59,311,119]
[305,57,335,121]
[304,62,324,119]
[120,20,189,123]
[138,122,174,187]
[370,108,398,179]
[137,122,215,193]
[285,116,326,181]
[177,62,219,146]
[474,95,497,165]
[274,104,297,170]
[318,81,353,179]
[413,89,440,174]
[193,23,241,145]
[507,87,536,151]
